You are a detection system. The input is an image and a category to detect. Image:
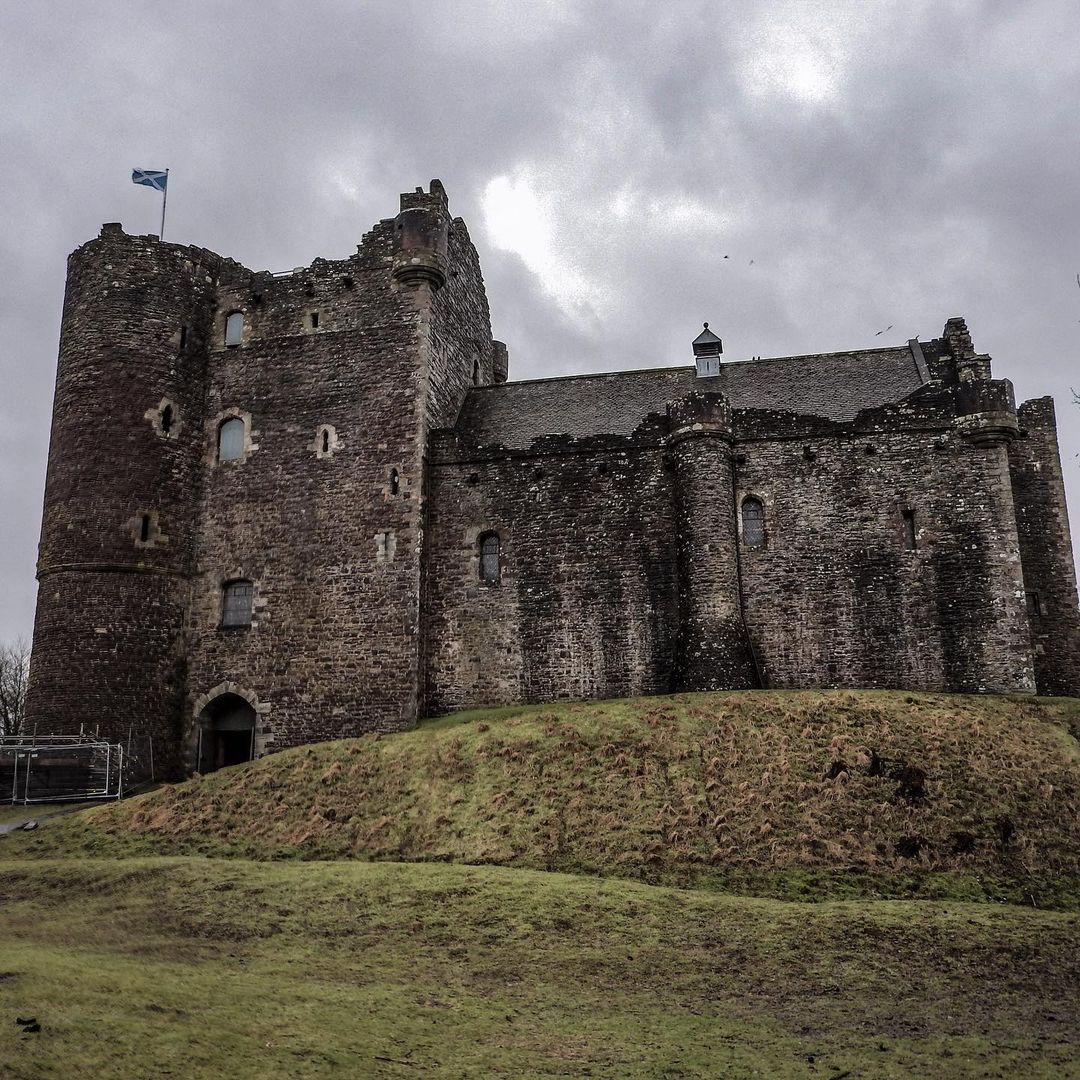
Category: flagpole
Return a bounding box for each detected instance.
[160,170,169,240]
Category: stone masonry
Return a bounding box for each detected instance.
[25,181,1080,775]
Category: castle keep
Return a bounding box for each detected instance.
[26,181,1080,774]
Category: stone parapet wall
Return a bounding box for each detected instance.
[423,438,680,713]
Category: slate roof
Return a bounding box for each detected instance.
[454,345,929,450]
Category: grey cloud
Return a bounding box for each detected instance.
[1,0,1078,640]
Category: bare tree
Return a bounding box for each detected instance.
[0,637,30,738]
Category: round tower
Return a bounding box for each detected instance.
[668,389,758,691]
[392,179,449,291]
[25,224,218,769]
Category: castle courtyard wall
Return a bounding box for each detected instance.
[734,403,1035,694]
[423,430,681,713]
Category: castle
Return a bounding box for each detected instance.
[25,180,1080,775]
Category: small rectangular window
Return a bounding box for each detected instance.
[741,498,765,550]
[222,581,253,627]
[479,533,501,583]
[902,509,917,550]
[1026,591,1042,617]
[225,311,244,347]
[310,311,320,330]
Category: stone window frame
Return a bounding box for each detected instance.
[375,529,397,565]
[145,397,182,440]
[312,423,340,459]
[209,407,256,466]
[127,508,167,550]
[900,506,918,551]
[738,494,768,551]
[384,466,406,499]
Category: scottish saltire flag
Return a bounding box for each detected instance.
[132,168,168,191]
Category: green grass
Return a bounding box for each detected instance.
[0,857,1077,1079]
[2,691,1078,1076]
[10,691,1079,905]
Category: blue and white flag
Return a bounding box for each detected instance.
[132,168,168,191]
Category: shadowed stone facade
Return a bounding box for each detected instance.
[26,181,1080,774]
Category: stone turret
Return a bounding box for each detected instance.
[667,388,757,691]
[392,179,450,292]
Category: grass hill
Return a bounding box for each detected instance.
[3,690,1080,1077]
[18,690,1080,903]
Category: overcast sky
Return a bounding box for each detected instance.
[1,0,1078,643]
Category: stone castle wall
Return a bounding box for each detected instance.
[184,220,429,761]
[25,185,1080,775]
[733,399,1034,694]
[423,428,680,713]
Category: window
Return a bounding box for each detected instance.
[902,509,917,550]
[218,417,245,462]
[390,468,400,495]
[314,424,336,458]
[741,497,765,550]
[161,404,174,435]
[221,580,253,627]
[479,532,500,584]
[1026,591,1042,617]
[310,311,320,330]
[139,514,151,543]
[225,311,244,347]
[472,358,481,386]
[179,325,188,351]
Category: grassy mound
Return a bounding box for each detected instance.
[14,691,1080,900]
[1,857,1077,1078]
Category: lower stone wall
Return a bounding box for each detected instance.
[423,440,680,714]
[184,552,422,764]
[25,569,187,769]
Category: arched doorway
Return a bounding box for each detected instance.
[197,693,256,773]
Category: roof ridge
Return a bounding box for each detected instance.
[481,345,915,391]
[723,345,912,369]
[474,365,693,390]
